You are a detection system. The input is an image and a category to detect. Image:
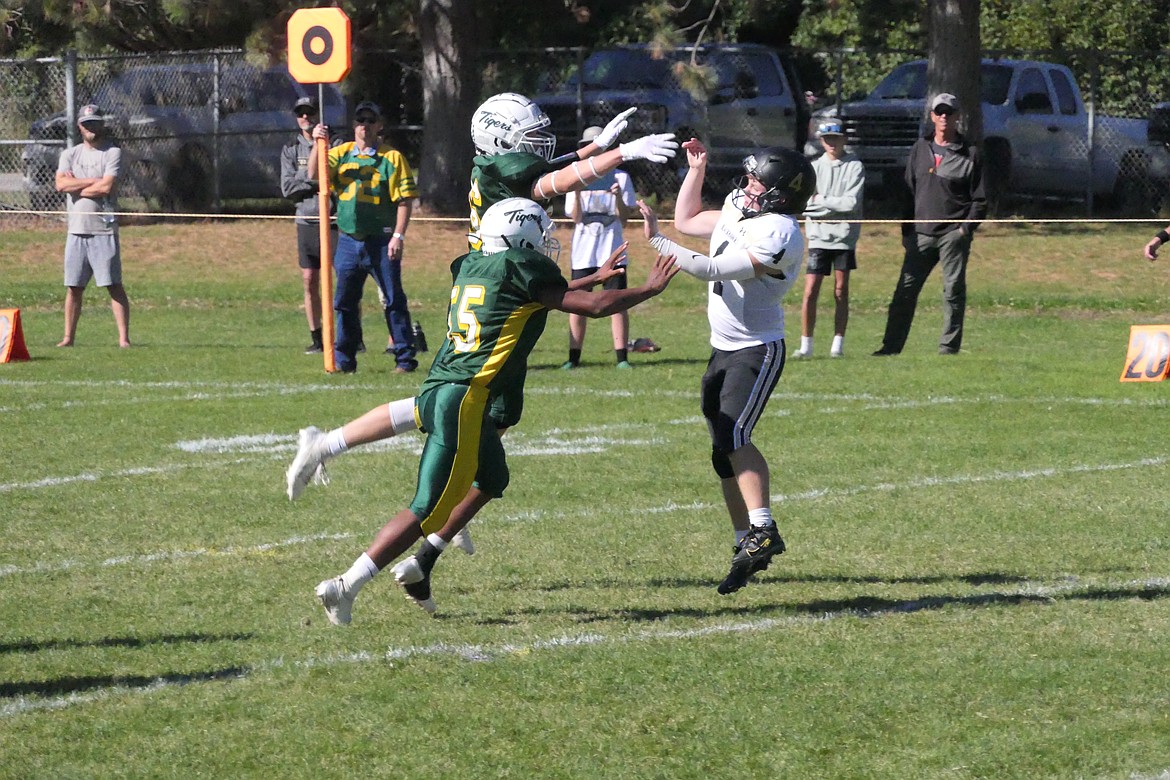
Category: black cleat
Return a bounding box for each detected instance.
[717,524,785,595]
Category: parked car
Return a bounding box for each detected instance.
[22,64,346,211]
[809,58,1162,214]
[533,44,808,196]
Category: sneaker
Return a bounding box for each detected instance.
[560,361,577,370]
[628,337,660,353]
[286,426,330,501]
[390,556,437,615]
[791,348,811,359]
[871,348,899,356]
[451,527,476,556]
[304,342,324,354]
[717,524,785,595]
[615,360,633,369]
[315,577,355,625]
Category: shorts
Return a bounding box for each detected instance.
[64,233,121,287]
[410,383,509,533]
[570,265,628,291]
[700,340,785,454]
[806,248,857,275]
[296,222,337,270]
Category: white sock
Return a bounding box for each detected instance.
[324,428,348,457]
[747,507,774,529]
[800,336,813,354]
[426,533,448,551]
[735,529,750,545]
[831,334,844,353]
[340,552,379,594]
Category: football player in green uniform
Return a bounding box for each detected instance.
[467,92,677,251]
[312,198,678,624]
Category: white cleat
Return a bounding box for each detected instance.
[390,556,437,615]
[451,527,476,556]
[315,577,354,626]
[791,348,811,359]
[287,426,330,501]
[830,349,844,358]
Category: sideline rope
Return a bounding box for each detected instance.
[3,208,1169,226]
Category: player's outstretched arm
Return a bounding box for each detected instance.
[1145,226,1170,261]
[533,133,678,202]
[566,241,628,291]
[543,254,678,318]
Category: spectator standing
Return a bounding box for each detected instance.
[280,96,337,354]
[54,104,130,348]
[796,120,865,358]
[309,100,419,373]
[874,93,986,356]
[562,125,638,369]
[639,140,814,595]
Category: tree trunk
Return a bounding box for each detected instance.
[927,0,982,144]
[418,0,478,214]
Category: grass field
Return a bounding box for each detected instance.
[2,214,1170,779]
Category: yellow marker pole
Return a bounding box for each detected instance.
[317,132,335,373]
[288,7,351,373]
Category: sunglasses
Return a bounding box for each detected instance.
[354,115,379,124]
[933,107,955,116]
[295,110,318,118]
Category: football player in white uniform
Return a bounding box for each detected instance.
[639,138,814,594]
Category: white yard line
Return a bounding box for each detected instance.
[2,454,1166,578]
[3,574,1167,718]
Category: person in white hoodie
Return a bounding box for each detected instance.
[796,120,864,358]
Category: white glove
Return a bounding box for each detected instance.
[593,107,636,149]
[619,133,679,164]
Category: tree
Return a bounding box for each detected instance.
[927,0,981,143]
[417,0,478,213]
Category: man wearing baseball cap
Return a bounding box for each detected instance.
[55,103,131,348]
[874,91,986,356]
[797,120,865,358]
[280,95,338,354]
[308,100,420,373]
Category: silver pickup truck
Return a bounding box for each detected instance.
[811,58,1160,212]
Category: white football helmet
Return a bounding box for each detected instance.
[471,92,557,161]
[479,197,560,260]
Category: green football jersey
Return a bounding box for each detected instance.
[327,142,418,237]
[421,247,567,403]
[467,152,556,250]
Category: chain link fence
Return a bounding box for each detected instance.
[4,45,1170,223]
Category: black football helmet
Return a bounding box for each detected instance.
[731,146,816,216]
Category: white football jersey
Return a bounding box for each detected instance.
[704,193,804,351]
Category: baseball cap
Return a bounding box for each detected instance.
[78,104,104,124]
[354,101,382,119]
[816,120,844,138]
[931,93,960,113]
[293,96,318,114]
[578,125,603,148]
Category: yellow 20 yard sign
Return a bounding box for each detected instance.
[1120,325,1170,382]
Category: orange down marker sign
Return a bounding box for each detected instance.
[287,8,352,84]
[1120,325,1170,382]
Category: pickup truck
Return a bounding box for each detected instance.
[533,44,808,197]
[812,58,1158,213]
